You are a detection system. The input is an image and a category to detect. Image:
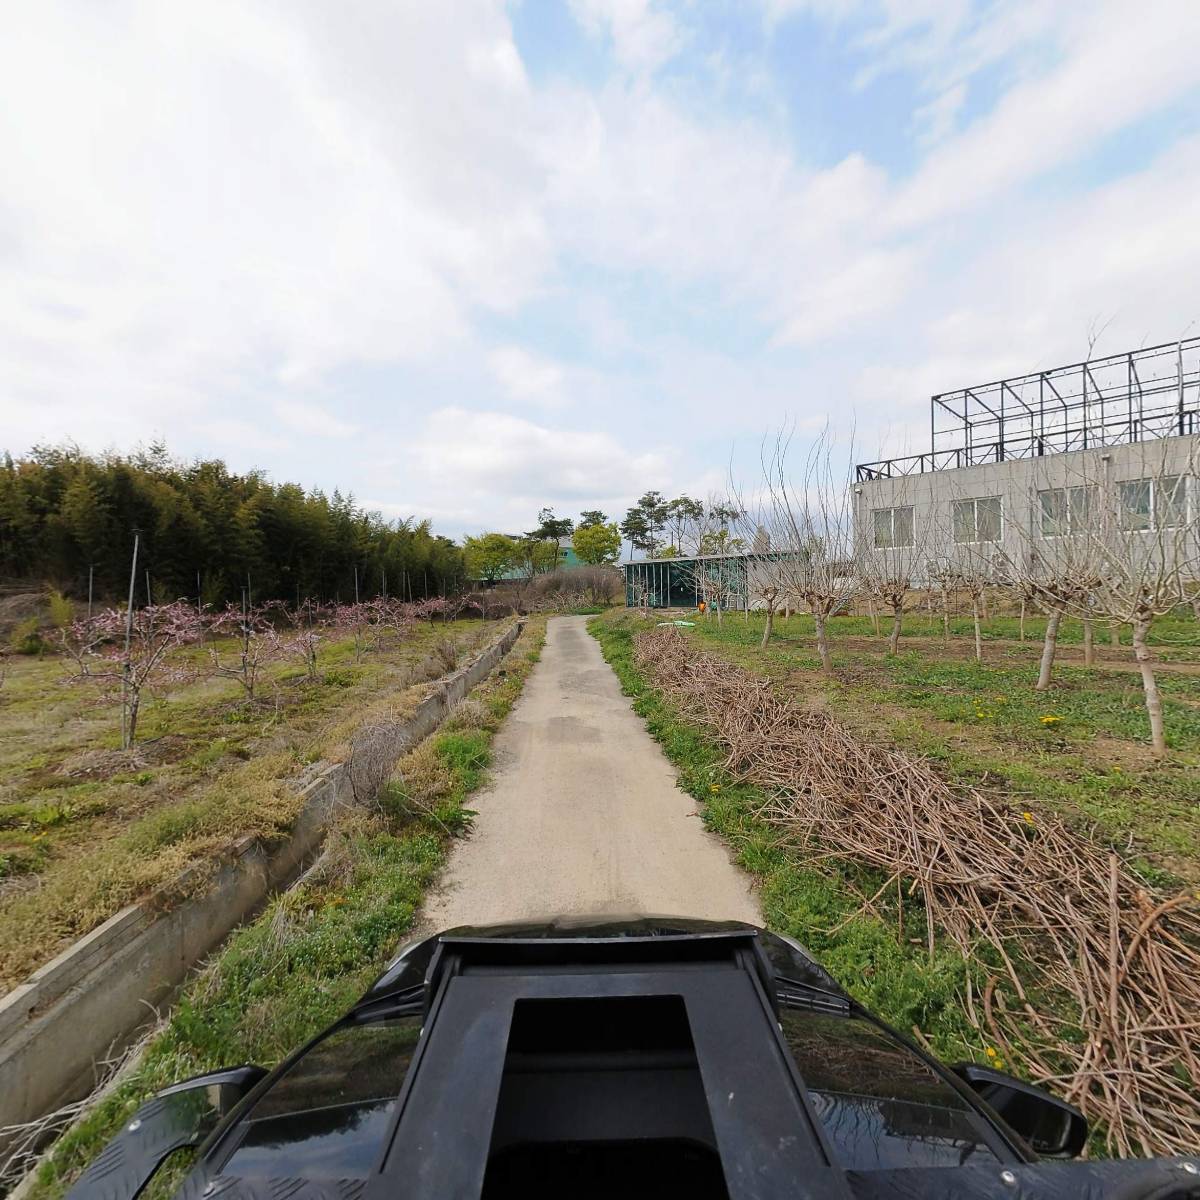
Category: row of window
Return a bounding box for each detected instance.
[872,476,1191,548]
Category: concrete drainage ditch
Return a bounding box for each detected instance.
[0,619,523,1153]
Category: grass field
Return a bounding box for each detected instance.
[20,616,548,1200]
[0,619,496,990]
[664,609,1200,885]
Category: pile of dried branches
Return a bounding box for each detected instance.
[635,627,1200,1157]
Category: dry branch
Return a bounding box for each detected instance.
[634,626,1200,1157]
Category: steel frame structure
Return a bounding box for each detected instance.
[857,337,1200,482]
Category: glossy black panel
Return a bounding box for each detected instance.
[247,1021,421,1121]
[216,1020,422,1179]
[781,1012,998,1171]
[223,1102,395,1178]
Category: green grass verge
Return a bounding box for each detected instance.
[25,617,547,1200]
[587,613,987,1067]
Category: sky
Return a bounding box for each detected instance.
[2,0,1200,541]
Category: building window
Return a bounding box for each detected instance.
[952,496,1001,544]
[1038,486,1093,537]
[1118,476,1186,531]
[872,506,914,549]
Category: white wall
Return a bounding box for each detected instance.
[855,434,1200,581]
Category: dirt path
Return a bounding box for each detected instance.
[417,615,760,931]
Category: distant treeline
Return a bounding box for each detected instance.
[0,444,465,606]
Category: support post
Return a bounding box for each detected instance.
[121,533,139,751]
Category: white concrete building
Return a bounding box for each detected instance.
[853,339,1200,583]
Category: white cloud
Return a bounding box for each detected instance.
[569,0,682,73]
[911,81,965,146]
[772,246,918,346]
[885,1,1200,227]
[487,345,566,405]
[3,0,1200,532]
[385,407,669,531]
[272,400,357,438]
[0,1,549,419]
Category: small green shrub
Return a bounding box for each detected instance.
[47,590,75,629]
[10,616,47,655]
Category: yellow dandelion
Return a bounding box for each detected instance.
[709,784,721,794]
[1022,811,1034,824]
[1039,714,1062,726]
[985,1047,997,1058]
[994,1057,1005,1069]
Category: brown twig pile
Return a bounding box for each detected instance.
[635,627,1200,1157]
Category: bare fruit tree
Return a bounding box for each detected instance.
[208,601,286,700]
[1071,446,1199,754]
[1006,442,1199,751]
[1002,464,1110,690]
[754,427,860,674]
[667,495,747,625]
[856,478,930,656]
[334,598,410,662]
[62,602,204,747]
[284,599,328,682]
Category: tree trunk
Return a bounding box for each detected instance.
[1036,608,1062,691]
[1132,617,1166,755]
[971,596,983,662]
[1083,619,1094,667]
[127,689,142,746]
[1110,624,1121,648]
[814,612,832,675]
[941,591,950,647]
[888,603,902,656]
[1019,597,1026,642]
[715,601,722,626]
[761,605,775,648]
[784,601,790,621]
[980,588,990,623]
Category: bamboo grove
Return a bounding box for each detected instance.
[0,444,465,607]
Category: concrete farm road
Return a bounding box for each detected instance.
[417,615,761,930]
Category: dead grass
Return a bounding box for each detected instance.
[0,620,494,991]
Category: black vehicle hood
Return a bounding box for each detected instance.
[356,914,849,1010]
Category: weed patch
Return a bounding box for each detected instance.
[0,621,497,988]
[24,616,547,1200]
